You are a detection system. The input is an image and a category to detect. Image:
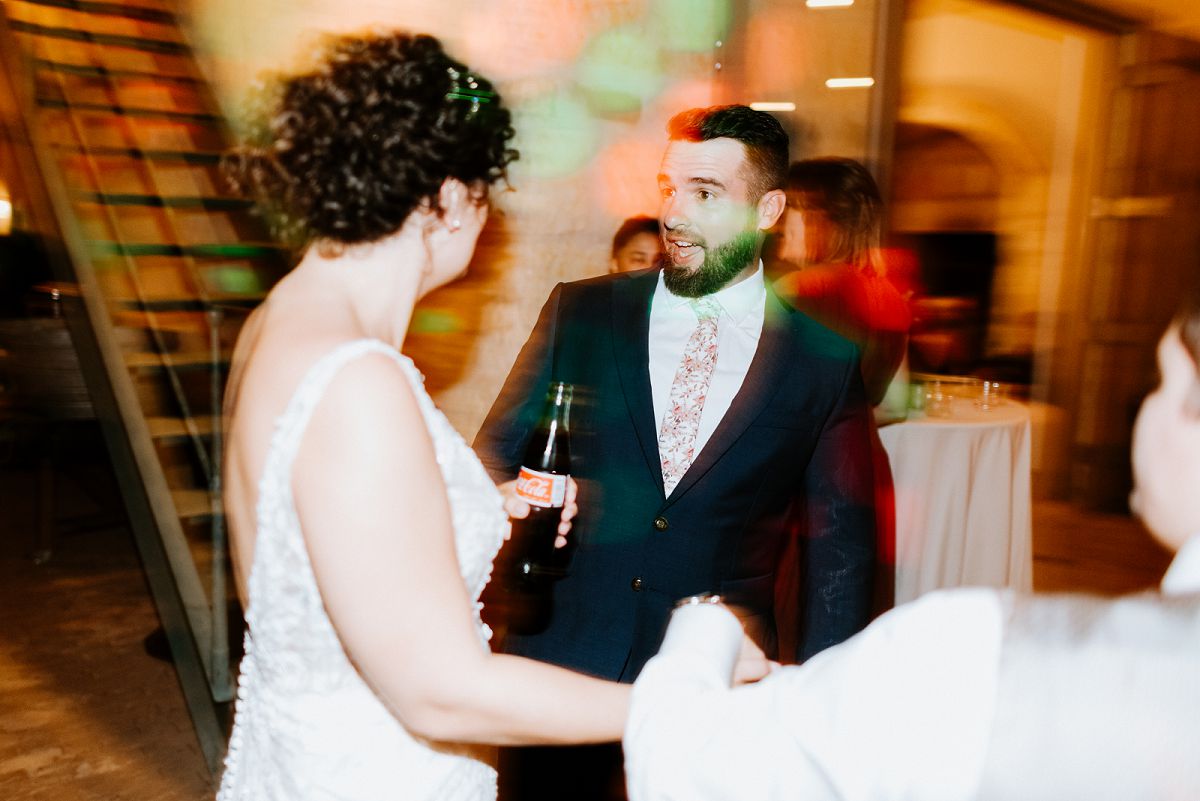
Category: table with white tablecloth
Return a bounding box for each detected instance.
[879,398,1033,605]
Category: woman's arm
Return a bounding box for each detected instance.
[292,354,627,745]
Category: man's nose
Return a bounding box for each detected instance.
[662,197,686,231]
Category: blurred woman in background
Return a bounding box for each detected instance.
[774,157,910,407]
[772,158,910,615]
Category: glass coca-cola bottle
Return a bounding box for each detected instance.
[510,381,572,586]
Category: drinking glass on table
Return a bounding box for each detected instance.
[975,380,1005,411]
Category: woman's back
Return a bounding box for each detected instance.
[217,337,507,801]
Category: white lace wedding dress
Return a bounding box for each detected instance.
[217,339,507,801]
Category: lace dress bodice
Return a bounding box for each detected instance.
[217,340,508,801]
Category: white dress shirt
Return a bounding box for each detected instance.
[1161,532,1200,595]
[625,534,1200,801]
[647,264,766,464]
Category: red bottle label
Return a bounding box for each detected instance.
[516,466,567,508]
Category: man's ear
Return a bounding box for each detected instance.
[756,188,786,231]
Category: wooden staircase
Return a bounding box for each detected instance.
[0,0,288,771]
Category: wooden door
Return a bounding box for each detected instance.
[1068,31,1200,510]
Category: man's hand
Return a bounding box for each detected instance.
[497,476,578,547]
[722,603,777,685]
[733,632,777,685]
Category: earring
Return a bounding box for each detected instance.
[449,219,462,232]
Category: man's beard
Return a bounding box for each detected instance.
[661,231,760,298]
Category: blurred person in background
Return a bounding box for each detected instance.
[476,104,876,801]
[773,157,910,616]
[625,285,1200,801]
[610,216,662,274]
[217,32,632,801]
[774,157,910,408]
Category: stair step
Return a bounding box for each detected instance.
[146,415,215,441]
[9,19,187,54]
[78,192,251,210]
[10,0,175,24]
[125,348,232,370]
[111,294,267,312]
[90,242,287,258]
[171,488,213,521]
[53,144,220,164]
[34,57,198,84]
[113,309,217,334]
[37,97,219,124]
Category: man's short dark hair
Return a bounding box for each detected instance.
[666,105,789,201]
[611,216,660,257]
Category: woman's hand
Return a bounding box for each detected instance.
[498,477,578,547]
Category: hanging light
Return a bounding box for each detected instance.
[825,77,875,88]
[0,195,12,236]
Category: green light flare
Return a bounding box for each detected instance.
[576,25,664,115]
[512,90,599,179]
[409,309,462,334]
[210,265,264,295]
[651,0,731,52]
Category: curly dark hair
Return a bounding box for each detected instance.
[224,32,517,246]
[666,105,789,201]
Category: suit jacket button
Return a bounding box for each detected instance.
[631,577,644,592]
[653,516,669,532]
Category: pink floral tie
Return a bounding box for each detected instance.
[658,298,720,495]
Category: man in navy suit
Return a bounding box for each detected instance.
[476,105,876,800]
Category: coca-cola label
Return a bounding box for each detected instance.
[516,466,567,508]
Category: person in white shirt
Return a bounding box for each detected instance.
[625,288,1200,801]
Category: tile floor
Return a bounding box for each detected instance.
[0,435,211,801]
[0,429,1178,801]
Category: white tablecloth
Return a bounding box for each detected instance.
[879,398,1033,605]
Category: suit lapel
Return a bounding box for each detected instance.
[665,289,795,504]
[611,270,666,495]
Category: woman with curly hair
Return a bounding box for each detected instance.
[215,32,644,801]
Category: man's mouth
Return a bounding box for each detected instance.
[665,236,704,264]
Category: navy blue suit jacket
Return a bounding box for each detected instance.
[474,268,876,680]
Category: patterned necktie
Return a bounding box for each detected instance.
[658,297,721,495]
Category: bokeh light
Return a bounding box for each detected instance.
[410,308,463,334]
[650,0,731,52]
[743,6,810,98]
[591,131,665,218]
[209,265,265,295]
[575,24,664,115]
[459,3,594,82]
[511,90,600,179]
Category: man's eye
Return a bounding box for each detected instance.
[697,190,713,201]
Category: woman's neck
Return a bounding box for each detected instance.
[292,224,431,349]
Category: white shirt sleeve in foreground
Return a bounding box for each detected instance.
[624,590,1005,801]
